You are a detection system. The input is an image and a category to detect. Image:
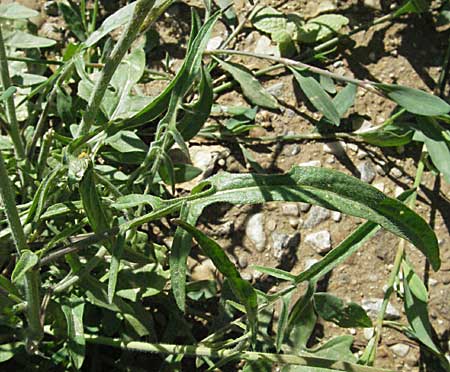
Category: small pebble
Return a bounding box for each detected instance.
[357,149,368,159]
[238,255,248,269]
[323,141,346,156]
[363,328,374,340]
[390,343,410,357]
[305,230,332,254]
[332,211,342,222]
[241,272,253,281]
[361,298,401,320]
[395,186,404,198]
[299,202,312,212]
[266,219,277,232]
[347,143,359,153]
[304,206,330,228]
[373,182,385,192]
[390,167,403,178]
[299,160,321,167]
[358,161,376,183]
[281,203,299,217]
[375,164,386,176]
[304,258,319,270]
[245,213,266,252]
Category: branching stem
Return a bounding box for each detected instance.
[76,0,156,137]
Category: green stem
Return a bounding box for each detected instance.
[76,0,156,137]
[84,335,394,372]
[0,25,25,160]
[212,12,396,94]
[0,153,42,346]
[207,48,380,94]
[363,148,426,365]
[52,246,108,293]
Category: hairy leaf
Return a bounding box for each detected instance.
[216,59,279,109]
[314,293,372,328]
[292,69,340,125]
[376,83,450,116]
[170,167,439,311]
[61,296,86,369]
[175,219,258,344]
[0,3,38,19]
[12,250,38,284]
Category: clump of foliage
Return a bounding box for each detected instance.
[0,0,449,370]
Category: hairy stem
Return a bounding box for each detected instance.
[84,335,395,372]
[207,48,380,94]
[76,0,156,137]
[0,153,42,347]
[364,148,426,365]
[0,25,25,160]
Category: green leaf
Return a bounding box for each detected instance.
[12,250,38,284]
[358,123,414,147]
[105,130,148,154]
[286,287,316,351]
[375,83,450,116]
[314,293,372,328]
[118,12,220,131]
[169,167,439,313]
[4,31,56,49]
[333,83,357,117]
[276,292,292,352]
[0,275,21,299]
[178,66,213,141]
[298,14,349,44]
[0,343,22,363]
[174,219,258,344]
[58,1,86,41]
[25,166,63,223]
[252,266,296,282]
[216,59,279,109]
[291,69,340,125]
[251,6,286,35]
[79,166,110,233]
[411,117,450,183]
[61,295,86,369]
[108,234,125,304]
[0,86,16,102]
[402,260,441,354]
[0,3,38,19]
[84,2,136,47]
[320,75,336,94]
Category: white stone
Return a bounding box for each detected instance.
[361,298,401,320]
[281,203,299,217]
[323,141,346,156]
[357,149,368,159]
[246,213,266,252]
[305,230,332,254]
[390,343,410,357]
[373,182,385,192]
[363,327,374,340]
[390,167,403,178]
[272,232,290,260]
[266,82,285,97]
[364,0,382,10]
[206,36,223,51]
[304,206,330,228]
[255,35,278,56]
[305,258,319,270]
[299,160,321,167]
[358,161,376,183]
[299,202,312,212]
[347,143,359,153]
[332,211,342,222]
[395,186,404,198]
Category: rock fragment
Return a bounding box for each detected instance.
[305,230,332,254]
